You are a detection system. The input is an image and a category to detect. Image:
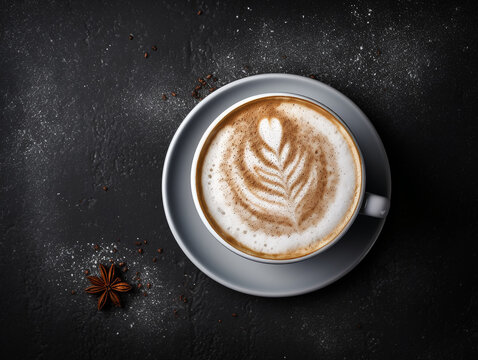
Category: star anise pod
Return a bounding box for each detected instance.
[85,264,132,310]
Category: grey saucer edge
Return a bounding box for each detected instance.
[162,74,391,297]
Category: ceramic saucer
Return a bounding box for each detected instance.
[162,74,391,297]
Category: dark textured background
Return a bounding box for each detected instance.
[1,0,477,359]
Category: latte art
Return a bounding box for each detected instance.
[195,96,362,260]
[226,117,335,233]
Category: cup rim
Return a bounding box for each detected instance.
[190,92,366,264]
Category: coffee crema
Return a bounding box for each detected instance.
[195,96,362,260]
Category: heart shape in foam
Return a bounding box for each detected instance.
[259,118,282,152]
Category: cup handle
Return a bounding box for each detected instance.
[359,192,390,218]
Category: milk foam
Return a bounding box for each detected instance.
[198,98,361,259]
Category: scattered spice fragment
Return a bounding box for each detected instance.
[232,313,238,317]
[85,264,132,310]
[93,244,99,251]
[151,45,157,51]
[162,94,167,100]
[135,241,142,246]
[309,74,316,79]
[191,74,220,100]
[143,240,148,245]
[218,319,222,323]
[143,292,148,297]
[157,248,163,254]
[137,283,143,289]
[129,34,134,40]
[71,290,77,295]
[171,92,177,97]
[146,283,151,289]
[197,10,202,15]
[109,258,113,263]
[84,270,90,276]
[119,262,125,267]
[138,248,144,254]
[112,248,117,253]
[122,266,128,273]
[102,186,108,191]
[152,257,157,263]
[144,52,149,59]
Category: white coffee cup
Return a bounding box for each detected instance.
[191,93,389,264]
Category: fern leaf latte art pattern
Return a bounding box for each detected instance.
[233,117,323,230]
[196,97,362,260]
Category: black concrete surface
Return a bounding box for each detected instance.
[1,0,477,359]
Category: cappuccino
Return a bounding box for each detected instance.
[195,96,362,260]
